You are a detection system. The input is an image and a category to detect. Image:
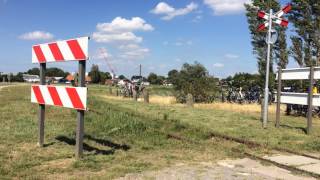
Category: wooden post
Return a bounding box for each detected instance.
[276,68,282,128]
[307,66,314,135]
[260,97,264,122]
[186,93,194,107]
[109,86,112,95]
[116,89,119,96]
[38,63,46,147]
[76,60,86,159]
[144,89,149,103]
[133,89,138,101]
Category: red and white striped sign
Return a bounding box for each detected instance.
[258,11,269,20]
[31,85,87,110]
[274,18,288,27]
[257,4,291,31]
[32,37,89,63]
[275,4,291,18]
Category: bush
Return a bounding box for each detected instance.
[170,62,218,103]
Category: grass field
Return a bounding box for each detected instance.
[95,86,320,154]
[0,84,238,179]
[1,84,320,179]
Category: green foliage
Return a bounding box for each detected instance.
[167,69,178,83]
[46,67,68,77]
[12,72,24,82]
[118,75,126,80]
[26,67,68,77]
[245,1,288,90]
[290,1,320,66]
[89,64,101,83]
[147,73,165,85]
[26,67,40,75]
[171,62,218,103]
[99,72,112,84]
[224,73,261,91]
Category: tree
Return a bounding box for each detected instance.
[12,72,24,82]
[290,1,320,66]
[100,72,112,84]
[173,62,217,103]
[224,73,260,91]
[147,73,158,84]
[46,67,68,77]
[89,64,101,83]
[27,68,40,75]
[26,67,69,77]
[245,1,288,90]
[168,69,178,84]
[118,75,126,80]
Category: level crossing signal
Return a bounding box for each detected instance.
[257,4,291,31]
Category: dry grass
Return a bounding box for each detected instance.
[194,103,287,115]
[99,95,177,105]
[100,94,287,115]
[148,95,176,105]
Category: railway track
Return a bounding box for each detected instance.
[168,132,320,179]
[89,105,320,178]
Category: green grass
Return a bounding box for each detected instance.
[2,84,320,179]
[93,85,320,154]
[146,85,174,96]
[0,84,235,179]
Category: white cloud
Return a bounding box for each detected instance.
[151,2,198,20]
[203,0,251,15]
[213,63,224,68]
[92,32,142,43]
[96,17,154,33]
[19,31,54,40]
[92,17,153,44]
[118,44,150,60]
[224,53,239,59]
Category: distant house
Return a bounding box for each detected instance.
[23,74,40,83]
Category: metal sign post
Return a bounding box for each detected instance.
[257,4,291,128]
[38,63,46,147]
[307,66,314,134]
[275,67,282,128]
[76,60,86,158]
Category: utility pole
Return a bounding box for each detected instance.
[139,64,142,77]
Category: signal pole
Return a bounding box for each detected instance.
[262,9,273,128]
[257,4,291,128]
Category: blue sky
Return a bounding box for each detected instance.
[0,0,295,78]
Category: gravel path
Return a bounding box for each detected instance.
[117,158,315,180]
